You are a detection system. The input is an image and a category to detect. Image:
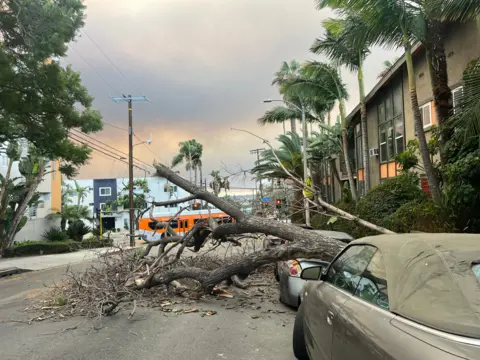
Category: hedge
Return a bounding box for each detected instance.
[80,237,114,249]
[3,240,81,258]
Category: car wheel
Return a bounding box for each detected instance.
[292,303,309,360]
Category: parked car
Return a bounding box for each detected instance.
[293,233,480,360]
[272,229,354,308]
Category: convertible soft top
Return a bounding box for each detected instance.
[351,233,480,338]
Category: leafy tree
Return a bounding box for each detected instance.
[0,0,102,177]
[172,140,203,186]
[107,179,150,229]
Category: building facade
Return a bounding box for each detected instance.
[64,175,224,231]
[330,20,480,199]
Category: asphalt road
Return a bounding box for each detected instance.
[0,262,297,360]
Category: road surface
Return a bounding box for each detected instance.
[0,262,297,360]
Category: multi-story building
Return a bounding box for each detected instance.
[0,141,62,242]
[64,175,224,231]
[328,20,479,200]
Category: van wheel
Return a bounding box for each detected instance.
[293,303,309,360]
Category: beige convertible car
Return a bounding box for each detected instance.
[293,233,480,360]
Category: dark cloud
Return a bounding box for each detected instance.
[70,0,400,187]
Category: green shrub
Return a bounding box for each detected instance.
[356,173,426,223]
[67,220,92,241]
[43,226,69,242]
[4,240,80,257]
[80,237,113,249]
[382,199,455,233]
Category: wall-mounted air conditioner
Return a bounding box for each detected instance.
[369,148,379,157]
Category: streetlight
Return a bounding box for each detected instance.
[263,99,310,226]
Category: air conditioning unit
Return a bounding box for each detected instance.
[369,148,379,157]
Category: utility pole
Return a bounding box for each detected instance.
[250,148,265,210]
[112,95,149,247]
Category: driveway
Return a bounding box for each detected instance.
[0,262,296,360]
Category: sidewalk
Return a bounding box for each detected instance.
[0,244,144,272]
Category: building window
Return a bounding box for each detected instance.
[100,203,106,211]
[0,155,7,167]
[452,86,464,114]
[99,187,112,196]
[29,205,37,218]
[378,83,405,164]
[395,117,404,154]
[420,102,432,128]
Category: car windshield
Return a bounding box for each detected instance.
[473,263,480,282]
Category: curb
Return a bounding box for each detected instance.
[0,267,32,278]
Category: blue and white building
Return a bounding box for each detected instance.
[64,175,223,231]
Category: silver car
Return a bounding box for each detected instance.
[276,230,354,308]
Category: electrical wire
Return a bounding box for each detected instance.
[70,129,155,171]
[69,133,151,174]
[80,29,143,96]
[69,45,122,95]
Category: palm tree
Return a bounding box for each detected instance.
[311,15,372,191]
[252,132,305,215]
[209,170,230,196]
[73,180,90,206]
[284,61,358,201]
[377,57,399,79]
[271,60,302,133]
[172,140,203,185]
[316,0,442,204]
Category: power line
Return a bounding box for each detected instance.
[80,29,143,95]
[69,133,151,174]
[70,129,155,171]
[104,121,128,131]
[69,45,121,95]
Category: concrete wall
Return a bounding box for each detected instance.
[14,217,61,243]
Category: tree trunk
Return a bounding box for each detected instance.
[339,100,358,202]
[358,61,370,192]
[427,20,452,166]
[0,158,14,240]
[330,159,341,185]
[404,38,442,204]
[194,166,198,186]
[61,216,67,231]
[4,164,46,248]
[290,119,297,133]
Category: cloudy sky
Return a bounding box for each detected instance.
[66,0,400,190]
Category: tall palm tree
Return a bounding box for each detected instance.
[311,15,372,191]
[172,139,203,185]
[284,61,358,201]
[316,0,442,204]
[271,60,302,133]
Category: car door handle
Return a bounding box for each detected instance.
[326,310,335,326]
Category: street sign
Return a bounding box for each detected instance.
[261,197,271,202]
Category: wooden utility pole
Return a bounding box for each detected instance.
[112,95,149,247]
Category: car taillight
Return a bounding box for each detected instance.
[287,260,301,277]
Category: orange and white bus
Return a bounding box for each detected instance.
[138,212,234,240]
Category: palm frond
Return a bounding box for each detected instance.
[426,0,480,22]
[450,58,480,140]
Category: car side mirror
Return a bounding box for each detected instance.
[300,266,322,281]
